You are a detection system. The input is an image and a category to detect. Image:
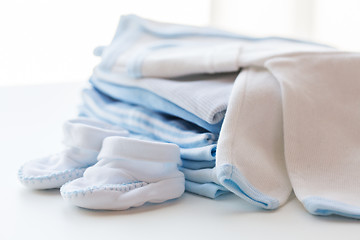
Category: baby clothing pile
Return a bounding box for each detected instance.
[19,15,360,219]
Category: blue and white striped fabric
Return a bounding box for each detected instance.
[80,88,218,160]
[79,105,216,164]
[81,88,217,149]
[89,75,224,133]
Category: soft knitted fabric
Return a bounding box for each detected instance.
[18,118,128,189]
[79,106,217,162]
[266,52,360,219]
[92,15,330,127]
[81,88,218,148]
[181,159,215,170]
[185,180,229,199]
[61,136,185,210]
[79,88,218,162]
[90,72,231,130]
[216,68,292,210]
[180,167,219,185]
[97,14,330,79]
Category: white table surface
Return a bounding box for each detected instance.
[1,82,359,240]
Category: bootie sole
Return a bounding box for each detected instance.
[18,166,88,189]
[60,177,185,210]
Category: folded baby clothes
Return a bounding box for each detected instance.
[90,73,229,132]
[61,136,185,210]
[78,105,217,162]
[78,89,223,198]
[52,16,359,219]
[89,15,331,131]
[80,88,218,151]
[179,144,216,161]
[180,167,230,198]
[97,14,331,79]
[18,118,128,189]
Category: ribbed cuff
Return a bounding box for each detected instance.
[98,136,181,164]
[63,118,129,151]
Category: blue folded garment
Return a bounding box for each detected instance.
[181,159,215,170]
[81,87,217,147]
[90,76,223,133]
[79,104,216,162]
[185,180,229,199]
[180,167,219,185]
[79,88,218,160]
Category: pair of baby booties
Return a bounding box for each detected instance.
[18,118,185,210]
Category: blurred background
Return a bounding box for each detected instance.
[0,0,359,86]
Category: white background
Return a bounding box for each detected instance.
[0,0,359,86]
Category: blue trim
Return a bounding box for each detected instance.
[217,164,279,209]
[61,181,148,198]
[18,165,91,189]
[303,196,360,219]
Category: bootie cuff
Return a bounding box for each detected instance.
[63,118,128,151]
[98,136,181,164]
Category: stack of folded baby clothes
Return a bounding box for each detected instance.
[19,15,360,219]
[79,14,327,199]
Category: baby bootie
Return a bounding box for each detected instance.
[60,136,185,210]
[18,118,128,189]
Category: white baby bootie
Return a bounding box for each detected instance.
[18,118,128,189]
[60,136,185,210]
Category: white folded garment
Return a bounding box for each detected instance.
[98,15,331,79]
[216,68,292,210]
[266,52,360,219]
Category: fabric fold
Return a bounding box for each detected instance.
[216,68,292,210]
